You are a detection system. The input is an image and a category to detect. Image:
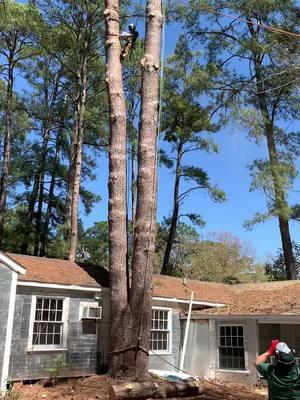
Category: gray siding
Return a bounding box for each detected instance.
[97,290,110,369]
[0,264,13,387]
[9,286,107,381]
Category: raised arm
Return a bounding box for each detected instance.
[254,339,279,367]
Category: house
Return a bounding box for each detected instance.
[1,251,300,391]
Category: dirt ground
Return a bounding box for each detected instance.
[9,375,268,400]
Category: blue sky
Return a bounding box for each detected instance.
[80,17,300,264]
[13,1,300,263]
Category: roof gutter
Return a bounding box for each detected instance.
[17,280,102,292]
[152,296,225,308]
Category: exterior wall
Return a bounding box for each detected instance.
[149,300,182,372]
[9,285,105,381]
[208,318,258,385]
[0,264,13,389]
[97,289,110,370]
[183,319,210,377]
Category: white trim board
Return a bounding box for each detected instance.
[17,280,102,292]
[1,271,18,392]
[0,252,26,275]
[152,296,225,308]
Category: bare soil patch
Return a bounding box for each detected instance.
[12,375,267,400]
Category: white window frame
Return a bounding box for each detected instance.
[150,306,172,355]
[28,295,69,352]
[218,324,246,371]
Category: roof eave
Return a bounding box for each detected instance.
[0,251,26,275]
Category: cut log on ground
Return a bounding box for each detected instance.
[109,380,202,400]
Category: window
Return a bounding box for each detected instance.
[31,297,65,348]
[150,308,171,352]
[219,325,245,370]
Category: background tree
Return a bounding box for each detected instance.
[265,242,300,281]
[179,0,300,279]
[0,0,40,243]
[160,35,225,275]
[187,231,266,283]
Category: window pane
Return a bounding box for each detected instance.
[36,298,43,309]
[33,297,64,347]
[50,299,56,310]
[219,325,245,370]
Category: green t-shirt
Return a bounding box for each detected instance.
[257,362,300,400]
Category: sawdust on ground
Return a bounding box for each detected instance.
[11,375,268,400]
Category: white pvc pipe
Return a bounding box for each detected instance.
[179,291,194,371]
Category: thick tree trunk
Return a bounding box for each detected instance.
[109,380,202,400]
[104,0,129,377]
[105,0,162,378]
[162,140,183,274]
[125,0,163,379]
[0,62,14,244]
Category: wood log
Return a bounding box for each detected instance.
[109,380,202,400]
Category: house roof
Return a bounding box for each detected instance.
[0,251,26,275]
[194,281,300,316]
[8,253,300,314]
[9,253,109,288]
[9,253,229,303]
[153,274,230,304]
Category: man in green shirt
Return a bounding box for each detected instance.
[255,340,300,399]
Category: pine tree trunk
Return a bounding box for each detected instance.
[68,22,92,261]
[20,174,39,254]
[68,88,87,261]
[104,0,129,376]
[105,0,162,378]
[0,61,14,244]
[245,15,296,280]
[253,59,296,280]
[34,125,51,256]
[162,141,183,274]
[40,129,62,256]
[126,0,163,378]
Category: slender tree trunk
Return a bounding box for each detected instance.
[105,0,129,376]
[68,24,92,261]
[68,88,87,261]
[40,129,62,257]
[20,173,39,254]
[0,61,14,244]
[245,16,296,280]
[253,60,296,279]
[34,125,51,255]
[161,141,183,274]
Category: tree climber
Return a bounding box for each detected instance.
[120,24,139,61]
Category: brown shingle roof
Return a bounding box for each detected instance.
[10,253,109,288]
[153,274,230,304]
[10,253,300,314]
[195,281,300,315]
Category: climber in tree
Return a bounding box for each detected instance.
[120,24,139,61]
